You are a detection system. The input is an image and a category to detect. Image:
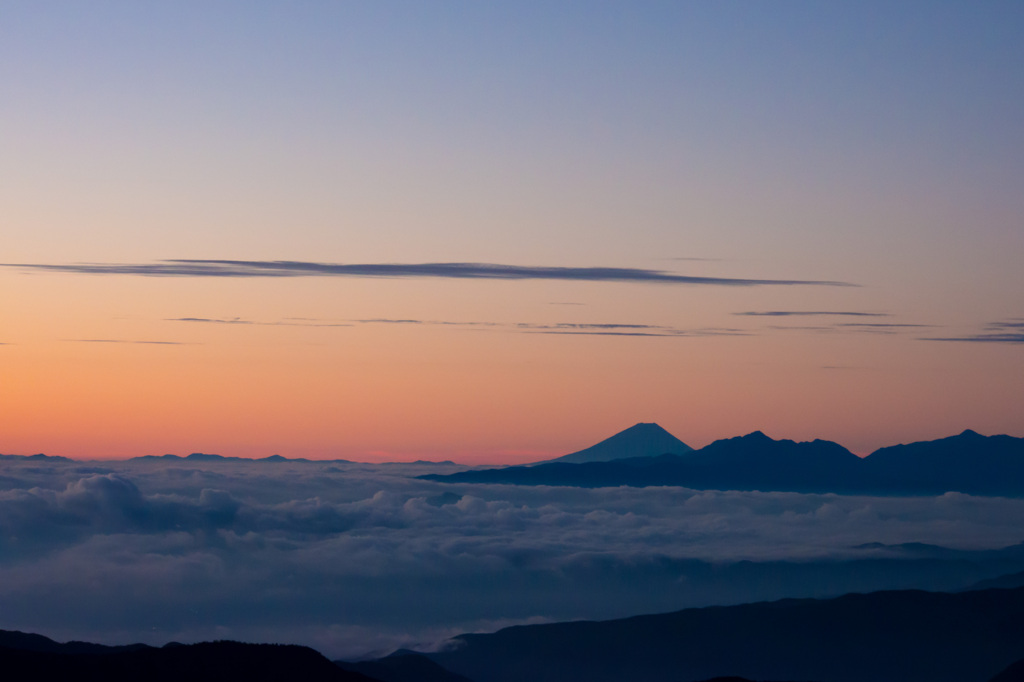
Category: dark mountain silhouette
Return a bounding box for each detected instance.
[990,658,1024,682]
[670,431,864,491]
[337,650,474,682]
[536,422,692,464]
[0,629,148,655]
[130,452,353,463]
[414,586,1024,682]
[423,430,1024,497]
[969,570,1024,591]
[862,429,1024,495]
[423,431,866,493]
[0,452,72,461]
[0,635,380,682]
[692,675,811,679]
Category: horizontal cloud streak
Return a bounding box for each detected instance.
[735,311,888,317]
[3,260,854,287]
[989,320,1024,330]
[167,316,749,339]
[169,317,353,328]
[836,323,933,329]
[921,319,1024,345]
[924,334,1024,344]
[70,339,191,345]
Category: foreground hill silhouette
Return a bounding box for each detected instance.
[337,650,474,682]
[423,427,1024,496]
[10,585,1024,682]
[408,586,1024,682]
[0,634,380,682]
[991,658,1024,682]
[536,422,692,464]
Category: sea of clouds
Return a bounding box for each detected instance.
[2,456,1024,658]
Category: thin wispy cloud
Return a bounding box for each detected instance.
[516,323,662,331]
[169,317,353,328]
[69,339,191,345]
[920,319,1024,345]
[166,316,747,339]
[524,326,749,338]
[352,319,500,327]
[3,260,853,287]
[528,331,684,337]
[835,323,933,329]
[924,334,1024,344]
[766,323,932,336]
[734,311,889,318]
[987,319,1024,331]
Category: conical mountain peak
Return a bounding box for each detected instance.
[538,423,692,465]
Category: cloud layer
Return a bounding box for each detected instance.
[2,456,1024,657]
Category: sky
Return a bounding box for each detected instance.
[3,1,1024,462]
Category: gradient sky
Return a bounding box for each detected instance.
[3,1,1023,461]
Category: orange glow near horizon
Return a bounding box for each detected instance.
[4,270,1022,464]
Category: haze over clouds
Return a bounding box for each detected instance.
[3,456,1024,657]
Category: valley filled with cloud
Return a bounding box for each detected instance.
[3,454,1024,658]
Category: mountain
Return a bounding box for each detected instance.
[675,431,863,491]
[0,634,380,682]
[424,430,1024,497]
[536,423,692,464]
[424,431,866,494]
[863,429,1024,496]
[968,570,1024,591]
[337,651,474,682]
[415,586,1024,682]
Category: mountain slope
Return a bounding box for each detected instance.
[422,587,1024,682]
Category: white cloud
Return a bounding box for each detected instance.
[1,457,1024,657]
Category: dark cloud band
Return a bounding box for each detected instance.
[3,260,853,287]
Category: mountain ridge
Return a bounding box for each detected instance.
[422,428,1024,496]
[418,585,1024,682]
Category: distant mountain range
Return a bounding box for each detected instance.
[4,424,1024,496]
[423,426,1024,496]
